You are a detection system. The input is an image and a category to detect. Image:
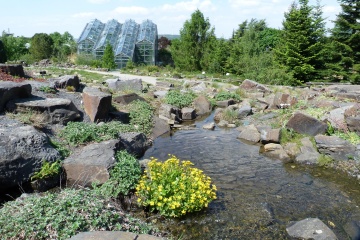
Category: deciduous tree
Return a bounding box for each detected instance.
[30,33,54,61]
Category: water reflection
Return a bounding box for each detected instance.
[142,114,360,239]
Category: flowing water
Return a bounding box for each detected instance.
[141,113,360,239]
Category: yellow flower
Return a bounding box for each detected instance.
[150,201,154,206]
[157,202,162,207]
[158,196,163,200]
[137,198,142,203]
[181,210,186,214]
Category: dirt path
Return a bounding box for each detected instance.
[85,70,158,85]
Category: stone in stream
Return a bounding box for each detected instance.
[286,112,328,136]
[237,124,260,143]
[315,135,357,161]
[286,218,337,240]
[295,137,320,165]
[262,143,291,162]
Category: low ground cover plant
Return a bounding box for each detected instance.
[214,91,241,102]
[31,160,62,181]
[164,90,197,108]
[136,155,217,217]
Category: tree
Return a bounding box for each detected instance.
[30,33,54,61]
[1,32,30,61]
[102,42,117,69]
[49,31,77,62]
[0,39,7,63]
[332,0,360,63]
[171,10,216,71]
[275,0,326,83]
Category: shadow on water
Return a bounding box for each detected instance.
[142,112,360,239]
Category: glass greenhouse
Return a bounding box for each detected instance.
[77,18,158,68]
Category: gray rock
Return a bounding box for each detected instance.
[0,125,60,190]
[82,87,112,122]
[284,142,300,159]
[315,135,357,161]
[105,78,143,92]
[346,116,360,134]
[323,104,354,130]
[0,81,32,112]
[159,103,181,122]
[237,124,261,143]
[153,90,168,98]
[237,105,252,119]
[260,128,281,144]
[217,120,229,127]
[49,75,80,90]
[113,93,146,105]
[182,107,196,120]
[295,137,320,165]
[213,108,224,121]
[262,143,291,162]
[118,132,150,158]
[273,92,297,109]
[286,218,337,240]
[194,95,212,115]
[286,112,328,136]
[190,81,207,92]
[216,99,235,108]
[239,79,271,93]
[151,117,170,139]
[203,122,215,130]
[68,231,164,240]
[344,220,360,240]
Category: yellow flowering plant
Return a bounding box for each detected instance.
[136,155,217,217]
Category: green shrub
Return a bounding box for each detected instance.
[222,108,239,123]
[129,100,154,136]
[93,150,142,197]
[31,160,62,181]
[49,139,71,158]
[136,155,217,217]
[0,188,158,239]
[147,65,159,73]
[214,91,241,102]
[39,85,57,94]
[75,53,101,67]
[164,90,196,108]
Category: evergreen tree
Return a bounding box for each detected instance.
[0,39,7,63]
[102,42,117,69]
[171,10,216,71]
[276,0,326,83]
[30,33,54,61]
[332,0,360,63]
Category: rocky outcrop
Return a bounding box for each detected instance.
[0,125,61,190]
[295,137,320,165]
[0,81,32,112]
[0,64,25,77]
[105,78,143,92]
[48,75,80,90]
[286,112,328,136]
[286,218,337,240]
[315,135,357,161]
[82,87,112,122]
[113,93,146,105]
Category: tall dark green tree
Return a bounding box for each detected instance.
[30,33,54,61]
[276,0,326,83]
[50,31,77,62]
[0,39,7,63]
[332,0,360,63]
[102,42,117,69]
[1,32,30,61]
[171,9,216,71]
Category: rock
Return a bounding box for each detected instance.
[0,64,25,77]
[216,99,235,108]
[239,79,271,93]
[151,117,171,139]
[237,124,261,143]
[214,108,223,121]
[323,104,354,130]
[113,93,146,105]
[260,128,281,144]
[273,92,297,109]
[217,120,229,127]
[182,107,196,120]
[68,231,164,240]
[118,132,149,158]
[49,75,80,90]
[0,81,32,112]
[315,135,357,161]
[153,90,168,98]
[286,218,337,240]
[82,87,112,122]
[262,143,291,162]
[284,142,300,159]
[295,137,320,165]
[64,140,121,187]
[193,95,212,115]
[6,97,80,125]
[158,104,181,122]
[0,125,60,190]
[203,122,215,130]
[190,81,207,92]
[346,116,360,134]
[286,112,328,136]
[105,78,143,92]
[237,105,252,119]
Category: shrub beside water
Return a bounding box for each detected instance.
[164,90,197,108]
[136,155,217,217]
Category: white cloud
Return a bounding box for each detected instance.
[323,5,341,14]
[112,6,149,15]
[229,0,261,8]
[87,0,110,4]
[72,12,96,18]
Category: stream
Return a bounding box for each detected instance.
[141,113,360,239]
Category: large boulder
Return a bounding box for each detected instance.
[0,125,60,190]
[0,64,25,77]
[48,75,80,90]
[105,78,143,92]
[295,137,320,165]
[315,135,357,161]
[118,132,150,158]
[82,87,112,122]
[260,128,281,144]
[6,97,80,125]
[151,117,171,139]
[239,79,271,93]
[0,81,32,112]
[286,218,337,240]
[237,124,261,143]
[193,95,212,115]
[262,143,291,162]
[286,112,328,136]
[322,104,355,130]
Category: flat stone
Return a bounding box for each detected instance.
[260,128,281,144]
[216,99,235,108]
[113,93,145,105]
[105,78,143,92]
[295,137,320,165]
[237,124,261,143]
[286,218,337,240]
[286,112,328,136]
[315,135,357,161]
[263,143,291,162]
[0,81,32,112]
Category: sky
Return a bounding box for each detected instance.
[1,0,341,39]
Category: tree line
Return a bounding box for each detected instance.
[0,0,359,85]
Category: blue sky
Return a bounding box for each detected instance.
[1,0,341,39]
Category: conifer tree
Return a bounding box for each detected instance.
[102,42,117,70]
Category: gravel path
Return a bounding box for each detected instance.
[85,70,158,85]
